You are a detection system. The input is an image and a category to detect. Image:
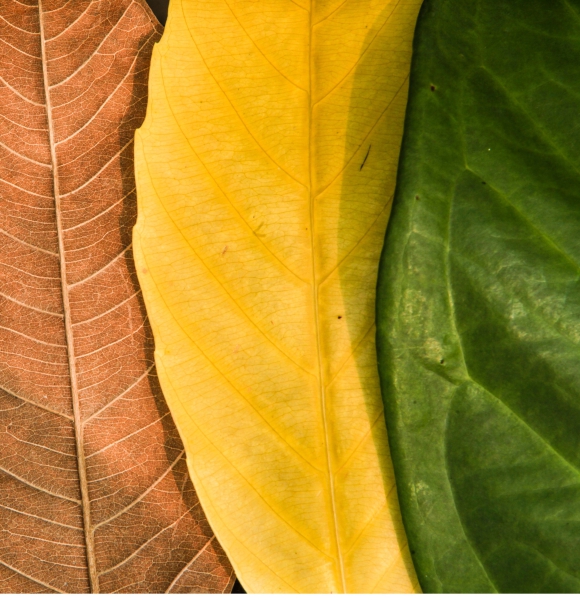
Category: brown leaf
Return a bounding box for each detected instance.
[0,0,234,593]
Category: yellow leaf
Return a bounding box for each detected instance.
[134,0,422,593]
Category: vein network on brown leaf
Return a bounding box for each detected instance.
[0,0,234,592]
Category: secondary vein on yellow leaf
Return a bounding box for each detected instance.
[317,197,392,286]
[314,75,408,200]
[289,0,309,12]
[344,501,390,557]
[137,167,322,471]
[308,1,347,592]
[183,450,300,594]
[313,0,348,26]
[333,408,385,477]
[312,0,403,106]
[142,140,311,374]
[158,61,307,285]
[38,1,98,591]
[181,11,307,188]
[152,345,332,559]
[222,0,307,92]
[324,321,376,390]
[369,529,413,592]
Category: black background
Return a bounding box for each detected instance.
[145,0,169,24]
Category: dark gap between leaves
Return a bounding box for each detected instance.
[145,0,169,25]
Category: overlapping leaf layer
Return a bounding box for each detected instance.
[135,0,422,592]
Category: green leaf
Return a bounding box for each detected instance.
[376,0,580,592]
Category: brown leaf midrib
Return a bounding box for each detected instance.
[37,0,98,591]
[0,1,234,591]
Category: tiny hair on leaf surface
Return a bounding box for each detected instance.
[134,0,423,593]
[377,0,580,592]
[0,0,233,593]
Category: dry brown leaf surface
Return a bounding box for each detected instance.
[0,0,234,592]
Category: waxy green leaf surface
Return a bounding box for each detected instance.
[377,0,580,592]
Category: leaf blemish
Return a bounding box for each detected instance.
[430,84,436,91]
[360,144,372,170]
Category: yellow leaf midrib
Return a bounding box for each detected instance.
[151,61,337,493]
[306,1,347,591]
[156,4,359,583]
[181,0,381,572]
[135,0,423,591]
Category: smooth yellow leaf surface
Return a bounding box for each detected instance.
[134,0,422,593]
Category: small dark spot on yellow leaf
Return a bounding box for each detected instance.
[360,144,372,170]
[338,315,342,319]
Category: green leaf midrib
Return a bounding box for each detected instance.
[378,0,580,591]
[442,167,580,591]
